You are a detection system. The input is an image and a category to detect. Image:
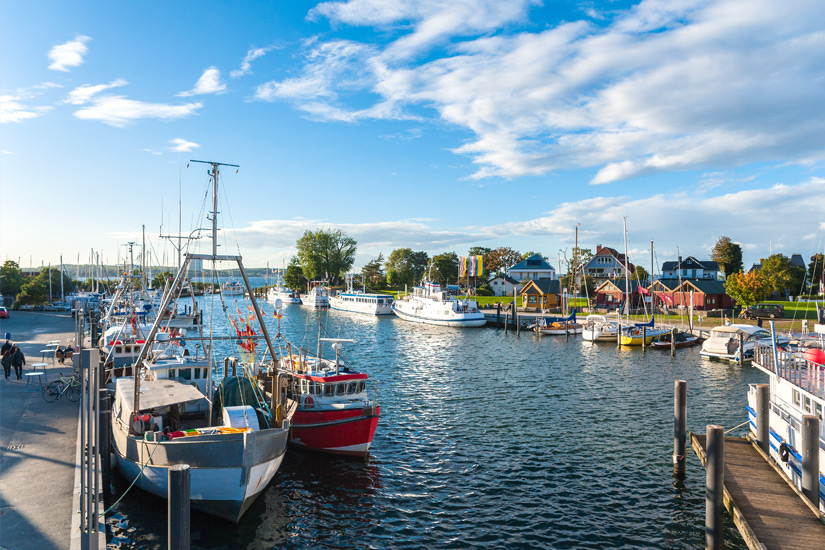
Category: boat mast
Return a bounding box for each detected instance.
[650,240,654,314]
[574,223,580,314]
[623,216,630,318]
[60,254,64,303]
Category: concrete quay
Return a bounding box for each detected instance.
[0,312,81,550]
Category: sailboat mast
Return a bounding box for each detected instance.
[623,217,630,316]
[574,223,579,312]
[650,240,654,311]
[142,224,146,289]
[60,254,64,302]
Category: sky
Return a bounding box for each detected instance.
[2,0,825,275]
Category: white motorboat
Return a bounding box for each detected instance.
[220,280,245,295]
[581,315,622,342]
[392,281,486,327]
[328,278,393,315]
[700,323,789,362]
[110,160,290,523]
[267,286,302,304]
[302,283,329,308]
[748,329,825,513]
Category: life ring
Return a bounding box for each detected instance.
[302,395,314,409]
[779,442,790,463]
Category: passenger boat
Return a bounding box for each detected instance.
[700,324,789,362]
[302,282,330,308]
[619,317,669,346]
[110,160,290,523]
[278,340,380,456]
[267,285,302,304]
[392,281,486,327]
[581,315,622,342]
[328,278,393,315]
[649,330,698,349]
[531,312,583,335]
[749,328,825,512]
[220,280,245,295]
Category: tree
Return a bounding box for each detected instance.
[152,271,173,290]
[633,266,649,285]
[16,267,72,306]
[571,247,593,272]
[521,251,548,262]
[486,247,522,274]
[385,248,429,287]
[0,261,24,296]
[808,253,824,294]
[710,236,744,276]
[361,254,386,291]
[725,271,771,307]
[296,229,357,285]
[560,273,595,298]
[467,246,491,257]
[283,257,307,291]
[760,254,796,297]
[430,252,459,286]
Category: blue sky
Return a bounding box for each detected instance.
[2,0,825,274]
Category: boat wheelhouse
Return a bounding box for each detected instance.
[700,324,790,362]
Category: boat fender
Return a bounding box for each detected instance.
[779,442,790,463]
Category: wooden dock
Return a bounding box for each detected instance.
[691,433,825,549]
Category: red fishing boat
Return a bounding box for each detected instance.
[280,339,380,457]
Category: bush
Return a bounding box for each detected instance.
[476,284,493,296]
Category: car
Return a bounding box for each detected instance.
[0,306,8,319]
[741,303,784,319]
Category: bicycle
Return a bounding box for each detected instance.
[43,371,81,403]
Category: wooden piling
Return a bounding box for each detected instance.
[755,384,769,454]
[705,425,724,550]
[169,464,191,550]
[642,326,647,352]
[670,328,675,356]
[737,333,744,364]
[801,415,820,507]
[505,313,509,334]
[674,380,686,477]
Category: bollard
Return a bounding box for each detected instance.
[642,326,647,352]
[737,333,744,364]
[496,303,501,327]
[673,380,687,477]
[671,328,676,357]
[705,425,724,550]
[505,313,509,334]
[801,415,820,508]
[169,464,191,550]
[755,384,770,454]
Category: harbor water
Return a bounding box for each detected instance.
[107,298,762,549]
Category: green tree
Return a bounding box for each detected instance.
[361,254,386,291]
[808,253,824,294]
[152,271,173,289]
[16,267,72,306]
[283,257,307,291]
[430,252,459,286]
[385,248,429,287]
[485,247,522,274]
[0,261,24,296]
[560,273,595,298]
[633,265,650,285]
[468,246,492,257]
[710,236,744,276]
[521,251,548,262]
[760,254,795,297]
[296,229,357,285]
[571,247,593,273]
[725,271,771,307]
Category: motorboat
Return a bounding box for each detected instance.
[110,160,291,523]
[392,281,486,327]
[649,330,698,349]
[581,315,622,342]
[700,324,789,362]
[328,278,393,315]
[530,312,583,335]
[267,285,302,304]
[302,283,330,308]
[220,280,245,295]
[748,327,825,513]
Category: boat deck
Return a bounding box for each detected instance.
[691,433,825,549]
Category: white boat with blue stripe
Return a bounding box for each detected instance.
[392,281,486,327]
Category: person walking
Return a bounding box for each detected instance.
[2,346,11,380]
[11,345,25,380]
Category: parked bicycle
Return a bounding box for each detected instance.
[43,371,81,403]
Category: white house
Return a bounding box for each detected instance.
[508,254,556,282]
[487,275,520,297]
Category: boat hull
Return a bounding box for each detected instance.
[289,406,380,457]
[112,424,288,522]
[581,329,618,342]
[392,305,486,327]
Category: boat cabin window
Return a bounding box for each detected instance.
[347,382,357,394]
[179,368,192,380]
[194,367,201,379]
[168,368,176,378]
[312,381,321,395]
[336,383,346,396]
[115,346,122,354]
[804,396,812,414]
[816,403,823,421]
[124,345,131,353]
[324,384,334,396]
[357,381,365,393]
[300,379,308,393]
[793,390,801,408]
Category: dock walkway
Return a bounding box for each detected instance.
[691,433,825,550]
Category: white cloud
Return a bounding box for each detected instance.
[0,94,52,124]
[73,96,203,127]
[178,67,226,97]
[1,150,13,155]
[48,35,91,71]
[64,78,128,104]
[168,138,200,152]
[273,0,825,183]
[231,45,278,77]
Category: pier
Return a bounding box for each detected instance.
[691,433,825,549]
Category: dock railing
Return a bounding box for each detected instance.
[753,341,825,400]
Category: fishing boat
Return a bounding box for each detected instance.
[748,328,825,512]
[220,280,245,295]
[700,324,789,362]
[278,339,380,456]
[328,277,393,315]
[531,312,583,335]
[619,317,669,346]
[649,330,698,349]
[110,160,290,523]
[302,282,330,308]
[392,281,486,327]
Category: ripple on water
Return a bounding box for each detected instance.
[107,305,754,549]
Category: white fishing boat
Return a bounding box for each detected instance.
[392,281,486,327]
[110,160,290,523]
[302,282,329,308]
[700,324,789,362]
[749,327,825,513]
[328,278,393,315]
[220,280,245,295]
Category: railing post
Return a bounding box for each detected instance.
[755,384,770,454]
[169,464,191,550]
[706,425,724,550]
[801,415,820,508]
[673,380,687,477]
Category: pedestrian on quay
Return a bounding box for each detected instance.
[1,338,11,357]
[2,345,12,380]
[11,345,25,380]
